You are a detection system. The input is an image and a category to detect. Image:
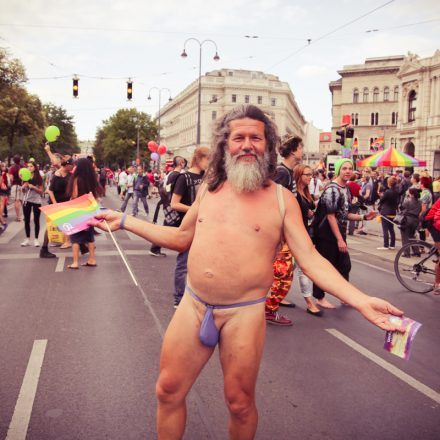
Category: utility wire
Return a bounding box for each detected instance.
[268,0,396,69]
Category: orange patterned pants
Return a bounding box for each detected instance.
[265,244,294,312]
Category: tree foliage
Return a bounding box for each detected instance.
[94,108,157,167]
[43,103,80,156]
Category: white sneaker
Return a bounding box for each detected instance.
[376,247,389,250]
[21,238,30,246]
[388,246,395,250]
[34,239,40,247]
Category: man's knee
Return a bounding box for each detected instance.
[224,387,256,420]
[156,372,187,406]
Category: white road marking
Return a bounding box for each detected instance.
[0,222,23,244]
[351,258,395,275]
[55,256,65,272]
[6,339,48,440]
[326,329,440,405]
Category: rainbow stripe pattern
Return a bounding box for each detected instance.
[40,193,100,235]
[357,146,426,168]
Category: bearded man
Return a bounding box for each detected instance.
[93,105,404,440]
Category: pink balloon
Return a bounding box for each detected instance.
[158,145,167,155]
[151,152,159,161]
[148,141,158,152]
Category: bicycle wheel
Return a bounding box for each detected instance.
[394,241,436,293]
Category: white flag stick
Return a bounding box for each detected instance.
[104,220,138,287]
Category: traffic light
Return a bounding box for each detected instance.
[345,127,354,149]
[127,79,133,100]
[72,77,79,98]
[335,129,345,147]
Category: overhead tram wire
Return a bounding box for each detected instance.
[267,0,396,70]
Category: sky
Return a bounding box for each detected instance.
[1,0,440,141]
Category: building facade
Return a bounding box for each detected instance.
[330,50,440,173]
[319,132,333,157]
[158,69,306,159]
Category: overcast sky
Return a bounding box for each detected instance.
[1,0,439,141]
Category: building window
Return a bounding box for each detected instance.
[375,112,379,125]
[257,96,262,104]
[363,88,369,102]
[232,94,237,103]
[212,111,217,120]
[396,112,398,124]
[394,86,399,101]
[384,87,389,101]
[391,137,396,148]
[355,113,359,126]
[211,94,217,102]
[391,112,395,124]
[351,113,355,124]
[408,90,416,122]
[244,95,250,103]
[370,138,374,149]
[271,98,276,106]
[228,71,233,76]
[373,87,379,102]
[371,113,375,125]
[353,89,359,103]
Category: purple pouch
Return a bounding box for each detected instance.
[384,316,422,360]
[199,306,220,347]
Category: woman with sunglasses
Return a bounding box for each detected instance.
[293,164,322,316]
[21,162,43,247]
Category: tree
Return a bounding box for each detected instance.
[43,104,80,156]
[94,108,157,167]
[0,86,46,162]
[0,48,27,93]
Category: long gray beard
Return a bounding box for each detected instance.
[224,151,270,193]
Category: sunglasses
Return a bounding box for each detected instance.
[302,173,313,176]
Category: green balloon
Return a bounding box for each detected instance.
[19,168,31,182]
[45,125,60,142]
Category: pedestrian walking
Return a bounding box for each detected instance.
[399,188,421,257]
[21,162,44,247]
[377,176,399,250]
[120,166,135,212]
[132,166,149,217]
[8,155,23,221]
[0,163,10,228]
[118,168,128,201]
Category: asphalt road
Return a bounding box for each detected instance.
[0,187,439,440]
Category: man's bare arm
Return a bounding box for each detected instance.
[281,188,404,332]
[91,189,201,252]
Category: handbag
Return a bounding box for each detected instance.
[163,205,181,227]
[394,212,407,228]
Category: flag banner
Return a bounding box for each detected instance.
[40,193,101,235]
[352,139,359,155]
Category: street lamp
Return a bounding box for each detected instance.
[148,87,172,145]
[180,38,220,146]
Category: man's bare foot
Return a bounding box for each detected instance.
[316,298,336,309]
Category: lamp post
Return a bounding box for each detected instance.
[181,38,220,146]
[148,87,172,146]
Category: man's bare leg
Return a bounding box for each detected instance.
[15,200,21,219]
[156,293,215,439]
[219,303,266,440]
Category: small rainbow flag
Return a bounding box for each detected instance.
[376,136,385,151]
[40,193,101,235]
[352,138,359,155]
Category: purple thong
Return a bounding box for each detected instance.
[186,286,267,347]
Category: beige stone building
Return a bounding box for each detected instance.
[330,50,440,173]
[319,132,333,157]
[158,69,306,159]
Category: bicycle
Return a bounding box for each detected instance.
[394,239,439,293]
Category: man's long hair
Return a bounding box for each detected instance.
[205,105,279,192]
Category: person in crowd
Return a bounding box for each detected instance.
[294,164,322,316]
[40,157,74,258]
[21,162,44,247]
[265,135,303,326]
[98,166,107,196]
[170,147,211,308]
[91,105,404,439]
[118,167,128,201]
[424,197,440,293]
[410,173,421,191]
[399,170,412,204]
[65,158,102,269]
[347,174,361,236]
[357,171,373,235]
[0,162,10,228]
[377,176,399,250]
[132,165,150,217]
[419,176,433,220]
[433,176,440,202]
[399,188,422,257]
[8,155,23,221]
[150,156,187,257]
[309,169,325,201]
[120,166,135,212]
[312,159,377,308]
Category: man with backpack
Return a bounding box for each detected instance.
[170,147,210,308]
[132,166,150,217]
[311,159,377,308]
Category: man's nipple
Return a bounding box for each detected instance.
[254,224,260,232]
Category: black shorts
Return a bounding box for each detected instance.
[427,221,440,243]
[70,227,95,245]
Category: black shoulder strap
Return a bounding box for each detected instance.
[276,165,292,187]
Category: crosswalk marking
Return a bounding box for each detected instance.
[0,222,23,244]
[6,340,48,440]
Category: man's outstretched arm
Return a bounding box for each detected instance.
[281,188,404,332]
[90,194,200,252]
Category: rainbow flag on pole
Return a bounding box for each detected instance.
[40,193,101,235]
